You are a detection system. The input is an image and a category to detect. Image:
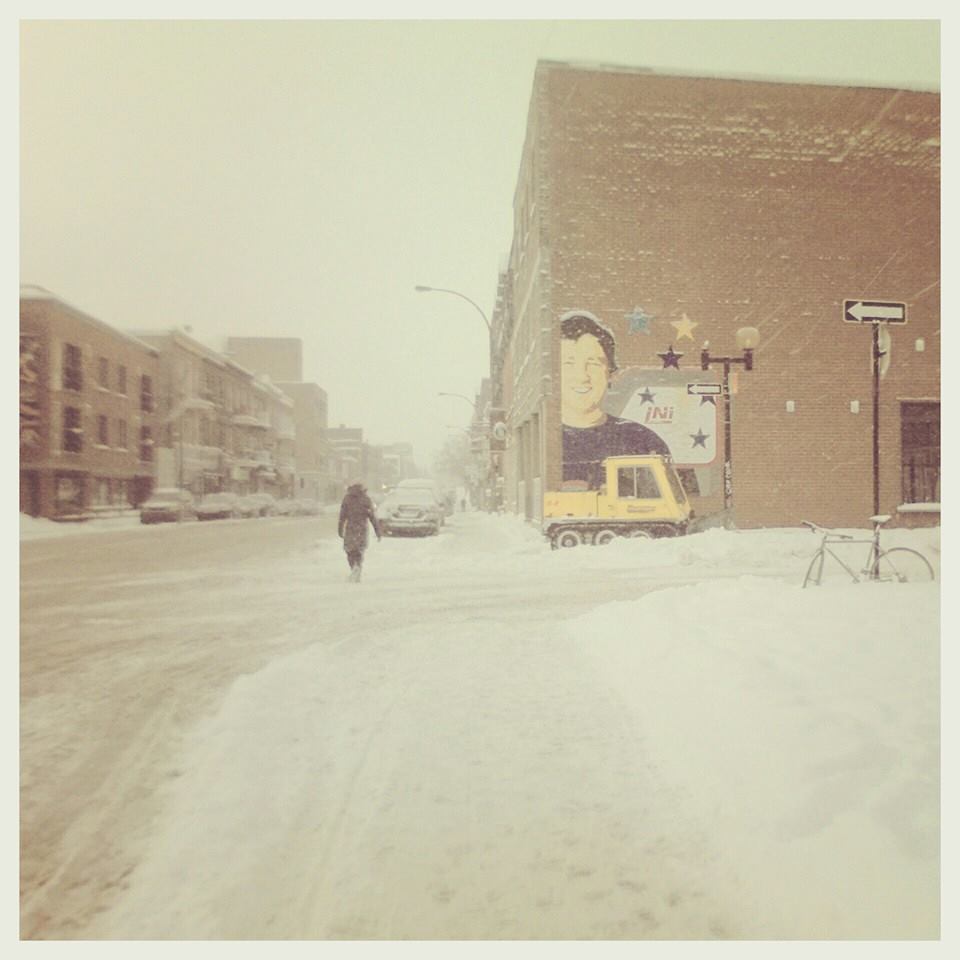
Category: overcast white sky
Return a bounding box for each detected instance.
[18,13,941,468]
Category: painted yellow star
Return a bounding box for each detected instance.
[670,313,698,341]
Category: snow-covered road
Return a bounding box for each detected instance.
[20,511,941,939]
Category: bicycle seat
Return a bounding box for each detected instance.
[870,514,892,525]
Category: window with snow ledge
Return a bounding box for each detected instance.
[900,402,939,505]
[897,502,940,514]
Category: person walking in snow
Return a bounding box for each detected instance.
[338,482,381,582]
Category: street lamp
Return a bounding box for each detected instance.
[437,391,477,410]
[700,326,760,524]
[418,284,499,511]
[414,285,491,332]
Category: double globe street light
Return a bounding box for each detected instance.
[699,326,760,523]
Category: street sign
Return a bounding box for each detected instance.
[877,324,892,379]
[843,299,907,324]
[687,383,722,396]
[488,408,507,451]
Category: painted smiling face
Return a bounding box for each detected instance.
[561,333,610,427]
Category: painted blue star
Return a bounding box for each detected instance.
[637,387,656,404]
[690,429,709,448]
[626,306,653,334]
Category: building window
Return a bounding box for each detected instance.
[901,402,940,503]
[117,364,127,394]
[140,425,153,462]
[63,406,83,452]
[141,374,154,412]
[117,419,128,449]
[63,343,83,391]
[97,414,109,446]
[97,357,109,388]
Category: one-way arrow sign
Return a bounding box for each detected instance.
[687,383,722,396]
[843,299,907,324]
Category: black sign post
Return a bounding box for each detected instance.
[843,300,907,516]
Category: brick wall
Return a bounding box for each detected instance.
[20,295,161,517]
[226,337,303,382]
[523,63,939,528]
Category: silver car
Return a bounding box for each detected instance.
[195,492,241,521]
[377,489,442,536]
[245,493,278,517]
[139,488,195,524]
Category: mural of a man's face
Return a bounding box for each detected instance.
[561,333,610,427]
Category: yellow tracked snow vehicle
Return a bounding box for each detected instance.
[543,454,693,548]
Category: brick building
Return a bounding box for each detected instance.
[494,62,939,529]
[379,442,418,491]
[274,381,329,502]
[224,337,303,382]
[326,425,364,497]
[20,288,161,518]
[135,329,297,499]
[224,336,332,501]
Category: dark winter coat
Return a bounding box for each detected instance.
[338,485,379,553]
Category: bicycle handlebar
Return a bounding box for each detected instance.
[801,520,854,540]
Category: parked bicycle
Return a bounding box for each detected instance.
[802,514,934,587]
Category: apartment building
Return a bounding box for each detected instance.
[134,329,295,498]
[225,337,303,382]
[224,336,332,501]
[20,287,161,518]
[326,425,364,497]
[275,381,330,503]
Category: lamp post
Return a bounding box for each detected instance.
[700,326,760,524]
[418,285,498,510]
[438,391,477,410]
[414,285,491,333]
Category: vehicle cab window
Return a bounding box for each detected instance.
[617,466,661,499]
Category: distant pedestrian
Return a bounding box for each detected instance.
[461,497,467,512]
[338,482,381,582]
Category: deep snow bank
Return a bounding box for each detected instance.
[568,575,940,938]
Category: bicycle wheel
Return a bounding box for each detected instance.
[873,547,935,583]
[803,547,861,587]
[803,549,826,587]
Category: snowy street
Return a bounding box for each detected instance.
[19,510,940,940]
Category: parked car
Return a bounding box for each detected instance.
[274,498,297,516]
[195,492,241,521]
[377,488,442,537]
[395,479,446,525]
[245,493,277,517]
[139,488,195,524]
[235,496,262,519]
[293,498,320,516]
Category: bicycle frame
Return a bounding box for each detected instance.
[802,516,902,587]
[810,535,882,584]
